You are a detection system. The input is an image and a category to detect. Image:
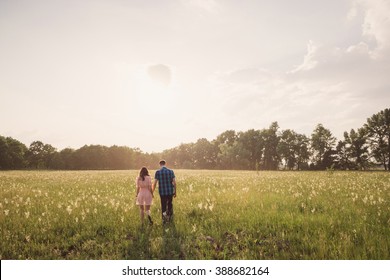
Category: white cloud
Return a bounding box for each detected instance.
[354,0,390,56]
[2,0,389,152]
[347,2,359,21]
[206,0,390,139]
[290,41,319,73]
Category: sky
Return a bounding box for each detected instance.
[1,0,390,153]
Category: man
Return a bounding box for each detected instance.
[152,160,176,223]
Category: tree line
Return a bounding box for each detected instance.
[1,108,389,171]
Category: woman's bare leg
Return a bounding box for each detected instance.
[139,205,145,223]
[145,205,153,224]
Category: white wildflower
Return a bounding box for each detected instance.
[66,206,72,215]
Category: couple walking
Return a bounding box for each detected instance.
[135,160,176,225]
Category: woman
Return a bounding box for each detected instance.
[135,167,153,225]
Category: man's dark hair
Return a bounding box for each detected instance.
[159,160,166,166]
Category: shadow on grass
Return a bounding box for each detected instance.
[158,220,186,259]
[122,217,185,259]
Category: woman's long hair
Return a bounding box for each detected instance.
[139,167,149,181]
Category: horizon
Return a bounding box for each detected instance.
[0,111,383,154]
[1,0,390,153]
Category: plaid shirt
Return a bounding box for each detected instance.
[154,166,175,196]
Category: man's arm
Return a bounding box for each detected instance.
[172,177,176,198]
[152,171,158,193]
[152,179,157,193]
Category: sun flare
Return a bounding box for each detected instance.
[134,65,177,114]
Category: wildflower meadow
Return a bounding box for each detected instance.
[1,170,389,259]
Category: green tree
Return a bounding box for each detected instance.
[237,129,264,170]
[107,146,135,169]
[364,108,390,170]
[335,140,351,170]
[26,141,46,169]
[192,138,217,169]
[261,122,280,170]
[0,136,10,169]
[213,130,237,169]
[214,130,237,146]
[0,136,27,169]
[58,148,75,169]
[346,128,369,170]
[73,145,109,169]
[278,129,298,170]
[217,140,251,170]
[278,130,310,170]
[296,133,310,170]
[162,143,195,169]
[43,144,57,169]
[310,124,336,169]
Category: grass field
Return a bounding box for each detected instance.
[1,170,389,260]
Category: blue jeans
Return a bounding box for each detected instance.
[160,195,173,221]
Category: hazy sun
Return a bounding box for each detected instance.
[134,64,177,113]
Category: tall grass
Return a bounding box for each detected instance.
[1,170,389,259]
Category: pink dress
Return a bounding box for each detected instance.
[135,176,153,205]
